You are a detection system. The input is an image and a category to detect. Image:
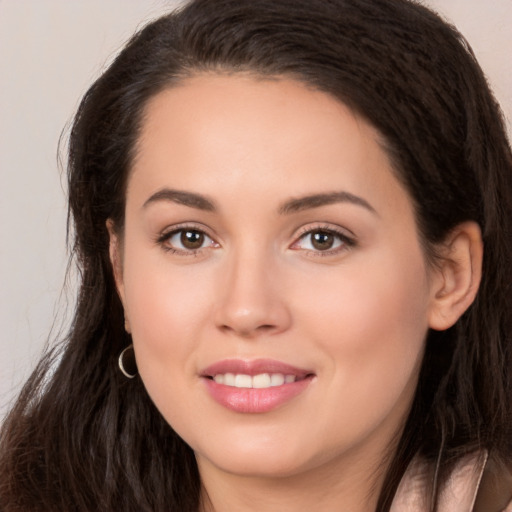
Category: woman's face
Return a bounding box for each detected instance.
[113,75,441,481]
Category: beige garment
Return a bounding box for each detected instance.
[390,451,512,512]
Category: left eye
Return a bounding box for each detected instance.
[293,230,347,252]
[165,229,216,251]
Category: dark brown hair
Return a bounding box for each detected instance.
[1,1,511,510]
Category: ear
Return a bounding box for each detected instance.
[428,221,483,331]
[106,219,131,333]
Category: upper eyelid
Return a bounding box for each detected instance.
[155,225,219,256]
[294,223,356,240]
[291,224,357,253]
[158,222,217,239]
[157,226,219,256]
[155,222,356,248]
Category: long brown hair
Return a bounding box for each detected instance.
[1,1,511,510]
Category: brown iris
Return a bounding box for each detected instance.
[180,230,205,249]
[311,231,335,250]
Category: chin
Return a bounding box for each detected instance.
[194,433,328,479]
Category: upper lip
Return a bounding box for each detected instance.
[201,359,314,379]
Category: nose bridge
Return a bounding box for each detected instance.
[215,240,290,337]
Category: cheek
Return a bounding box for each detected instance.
[300,256,428,336]
[121,249,216,393]
[296,249,430,409]
[122,228,214,329]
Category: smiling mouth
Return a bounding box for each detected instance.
[207,372,312,389]
[201,360,315,412]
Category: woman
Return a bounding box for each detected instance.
[1,0,511,510]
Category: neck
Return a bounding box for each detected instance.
[197,445,392,512]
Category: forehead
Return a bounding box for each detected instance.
[129,73,414,223]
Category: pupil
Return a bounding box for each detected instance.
[312,231,334,250]
[181,230,204,249]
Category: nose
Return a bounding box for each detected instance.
[214,250,292,338]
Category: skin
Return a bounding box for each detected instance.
[109,75,482,512]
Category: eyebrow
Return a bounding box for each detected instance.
[142,188,216,211]
[142,188,376,216]
[279,191,377,215]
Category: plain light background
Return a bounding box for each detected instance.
[1,0,511,418]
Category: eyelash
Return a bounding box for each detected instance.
[291,225,356,257]
[156,224,218,256]
[155,224,356,257]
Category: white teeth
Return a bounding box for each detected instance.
[224,373,236,386]
[252,373,271,388]
[270,373,285,386]
[212,373,297,388]
[234,374,252,388]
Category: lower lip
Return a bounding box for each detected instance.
[203,377,312,413]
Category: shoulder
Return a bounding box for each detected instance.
[473,455,512,512]
[391,450,512,512]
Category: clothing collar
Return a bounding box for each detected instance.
[390,450,488,512]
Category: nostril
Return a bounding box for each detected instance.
[219,323,277,338]
[258,324,277,331]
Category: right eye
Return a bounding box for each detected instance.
[159,228,219,255]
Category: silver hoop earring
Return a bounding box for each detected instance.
[118,344,137,379]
